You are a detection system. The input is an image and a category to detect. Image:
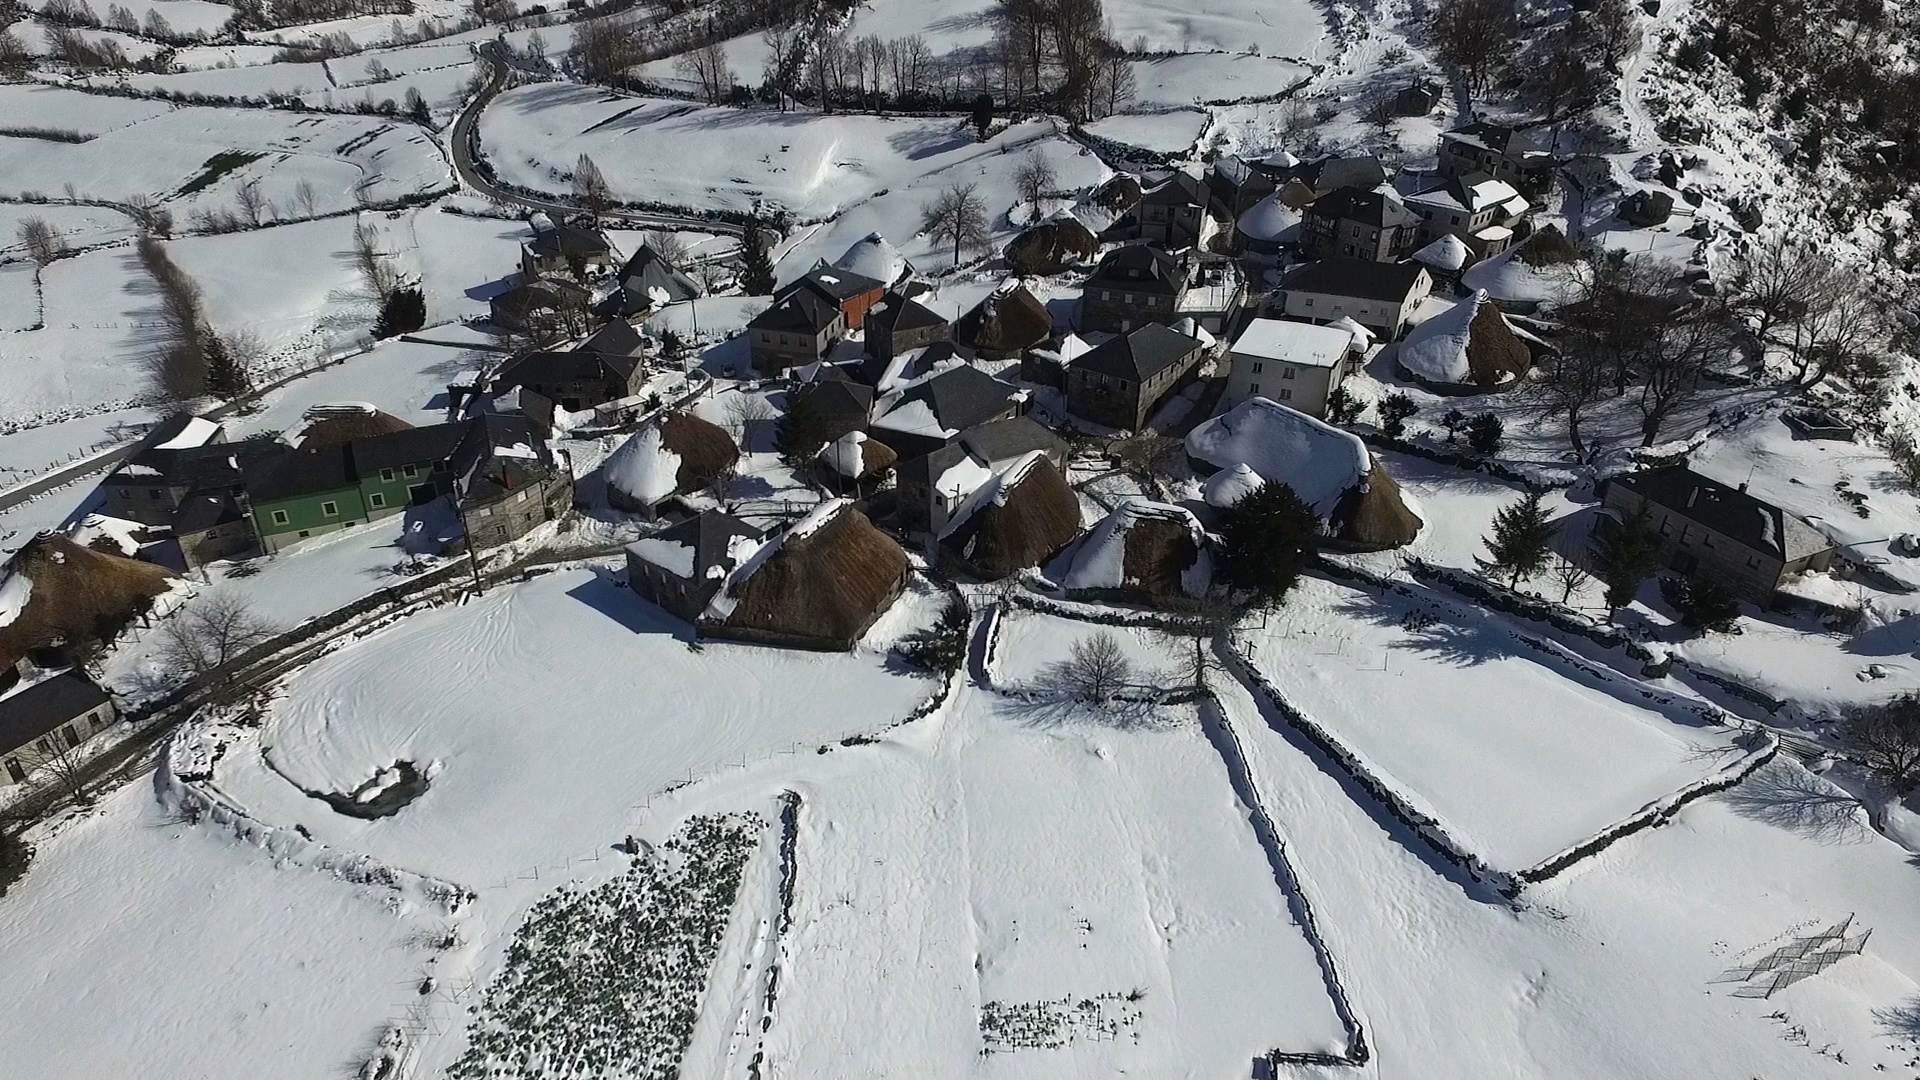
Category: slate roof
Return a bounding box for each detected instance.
[1307,185,1420,229]
[877,366,1019,435]
[493,321,645,390]
[1280,154,1388,194]
[895,442,970,491]
[525,224,611,260]
[242,443,355,502]
[0,669,109,758]
[613,245,701,307]
[1139,171,1225,217]
[788,264,886,304]
[1087,245,1186,293]
[632,511,763,581]
[750,289,842,333]
[352,422,469,474]
[1443,122,1550,163]
[960,416,1066,465]
[492,277,590,320]
[866,292,948,333]
[455,413,559,504]
[1608,466,1834,562]
[1071,323,1204,382]
[173,491,246,534]
[1283,259,1429,302]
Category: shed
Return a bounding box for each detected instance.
[1047,497,1212,602]
[1394,290,1533,392]
[604,411,738,515]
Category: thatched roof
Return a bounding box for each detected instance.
[295,405,414,449]
[1395,290,1532,390]
[1329,462,1424,551]
[704,501,907,649]
[1004,218,1099,275]
[953,280,1053,360]
[606,410,738,511]
[1515,223,1578,267]
[1051,498,1211,599]
[937,453,1081,579]
[0,533,176,670]
[818,430,897,481]
[660,411,738,492]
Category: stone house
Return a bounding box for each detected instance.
[784,264,888,329]
[894,417,1068,535]
[1137,171,1229,249]
[1080,246,1244,336]
[520,222,615,281]
[1275,259,1433,339]
[1066,323,1208,431]
[869,365,1022,461]
[100,415,227,526]
[863,291,950,364]
[1437,123,1555,197]
[625,510,764,626]
[1260,154,1389,209]
[1402,173,1532,259]
[748,289,846,373]
[1223,318,1360,418]
[491,320,649,419]
[1599,466,1838,606]
[489,277,592,335]
[1299,186,1421,262]
[0,666,116,786]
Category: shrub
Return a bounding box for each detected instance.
[1659,574,1742,634]
[1379,392,1417,438]
[373,286,426,338]
[1466,411,1504,455]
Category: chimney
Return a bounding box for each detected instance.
[1687,486,1698,508]
[1738,482,1748,493]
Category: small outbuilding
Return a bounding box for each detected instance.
[604,411,739,516]
[953,280,1054,360]
[700,500,910,651]
[0,533,177,674]
[1004,211,1101,275]
[817,430,898,491]
[936,452,1082,580]
[625,511,763,627]
[1619,189,1675,228]
[1394,290,1534,392]
[1047,497,1213,603]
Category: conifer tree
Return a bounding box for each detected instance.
[1477,489,1554,588]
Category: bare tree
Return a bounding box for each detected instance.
[919,182,990,267]
[1429,0,1515,101]
[1550,553,1591,605]
[136,235,210,400]
[724,392,772,449]
[1793,270,1882,390]
[351,219,397,302]
[1841,692,1920,795]
[293,178,319,218]
[568,16,646,86]
[1728,234,1824,355]
[16,217,65,265]
[1013,151,1056,207]
[156,592,279,679]
[675,40,733,104]
[572,153,611,219]
[1044,631,1134,703]
[645,229,689,266]
[234,178,268,227]
[14,731,94,806]
[1638,302,1734,446]
[1533,343,1611,463]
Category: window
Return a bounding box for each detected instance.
[270,509,289,526]
[321,501,339,517]
[1124,294,1136,305]
[403,464,418,478]
[6,758,23,784]
[1450,214,1461,225]
[148,489,163,499]
[1251,362,1264,373]
[1249,382,1260,395]
[1278,388,1293,400]
[1658,519,1671,536]
[61,725,80,750]
[369,492,387,509]
[380,467,395,483]
[1746,555,1760,569]
[1304,298,1314,308]
[1281,366,1296,379]
[298,530,310,538]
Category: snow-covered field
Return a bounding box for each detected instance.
[1243,575,1746,870]
[990,607,1181,690]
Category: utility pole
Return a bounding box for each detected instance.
[457,498,484,594]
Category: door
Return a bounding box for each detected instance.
[408,484,436,507]
[6,758,24,783]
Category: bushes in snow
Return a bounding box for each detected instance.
[1841,693,1920,795]
[374,286,426,339]
[447,813,765,1080]
[1658,575,1742,634]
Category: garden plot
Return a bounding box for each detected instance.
[0,83,175,137]
[1129,52,1314,107]
[989,607,1182,692]
[1241,574,1747,871]
[119,58,336,98]
[478,84,1101,226]
[207,566,936,890]
[0,783,431,1080]
[12,0,237,35]
[0,201,138,254]
[1105,0,1331,57]
[759,684,1350,1075]
[0,244,154,426]
[0,260,37,333]
[0,104,450,218]
[172,43,289,69]
[1080,109,1209,156]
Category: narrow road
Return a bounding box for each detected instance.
[449,49,744,237]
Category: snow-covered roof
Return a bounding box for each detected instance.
[819,430,871,479]
[152,416,220,451]
[1461,242,1586,306]
[1396,291,1485,385]
[1230,318,1351,368]
[702,498,848,622]
[1203,462,1266,508]
[934,452,995,501]
[604,425,681,507]
[1054,497,1211,595]
[0,569,30,628]
[1261,149,1301,168]
[833,231,912,286]
[628,537,695,578]
[1411,233,1471,272]
[1185,397,1370,518]
[1326,316,1375,349]
[1236,191,1301,243]
[937,450,1047,541]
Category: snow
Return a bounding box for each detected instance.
[1230,316,1349,366]
[1234,189,1300,243]
[933,452,995,501]
[1185,397,1369,517]
[151,415,219,450]
[818,429,870,479]
[0,567,30,626]
[937,450,1046,541]
[832,230,910,286]
[1202,461,1265,508]
[604,425,682,508]
[1081,109,1210,156]
[1242,575,1747,870]
[1129,52,1314,107]
[1459,243,1586,307]
[1395,289,1486,384]
[1412,232,1472,271]
[1053,497,1207,594]
[704,497,849,622]
[629,536,695,579]
[990,608,1177,686]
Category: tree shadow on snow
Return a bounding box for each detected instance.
[1874,998,1920,1042]
[1332,590,1518,668]
[1719,761,1868,845]
[991,677,1177,733]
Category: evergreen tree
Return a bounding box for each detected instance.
[1589,503,1664,614]
[1441,407,1467,441]
[774,387,835,467]
[373,285,426,338]
[1325,384,1359,425]
[741,226,775,295]
[1217,482,1319,605]
[202,331,250,399]
[1379,392,1417,438]
[1476,490,1554,588]
[971,92,994,139]
[1466,411,1504,455]
[1660,575,1741,633]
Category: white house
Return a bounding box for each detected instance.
[1224,318,1360,418]
[1276,259,1433,339]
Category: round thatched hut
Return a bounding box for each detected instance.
[1395,290,1533,393]
[1203,462,1266,508]
[1048,497,1212,602]
[817,430,898,487]
[701,500,909,651]
[605,411,738,515]
[1004,213,1100,275]
[937,453,1082,580]
[954,280,1055,360]
[0,532,177,672]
